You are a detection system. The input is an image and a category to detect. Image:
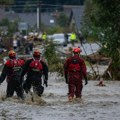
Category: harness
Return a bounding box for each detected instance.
[68,57,82,72]
[29,58,43,72]
[6,59,23,81]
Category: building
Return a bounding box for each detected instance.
[0,6,84,31]
[0,8,6,21]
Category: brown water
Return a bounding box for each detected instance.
[0,74,120,120]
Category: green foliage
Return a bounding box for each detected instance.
[8,20,18,33]
[46,26,63,35]
[0,18,9,26]
[23,1,35,12]
[0,18,18,35]
[57,12,69,27]
[83,0,120,79]
[0,36,13,49]
[44,41,64,75]
[0,0,14,5]
[82,0,99,38]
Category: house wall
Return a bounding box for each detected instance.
[0,8,6,21]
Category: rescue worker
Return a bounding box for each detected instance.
[21,49,48,97]
[70,32,77,46]
[0,50,25,100]
[41,32,47,44]
[64,32,69,44]
[64,47,88,102]
[77,31,86,45]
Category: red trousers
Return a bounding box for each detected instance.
[68,72,83,98]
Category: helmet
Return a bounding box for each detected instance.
[8,50,16,58]
[33,50,41,57]
[73,47,81,53]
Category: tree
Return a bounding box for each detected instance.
[23,1,35,12]
[81,0,95,37]
[83,0,120,79]
[57,12,69,27]
[0,0,14,5]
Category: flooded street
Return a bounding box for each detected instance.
[0,73,120,120]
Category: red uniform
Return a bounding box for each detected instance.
[21,49,48,96]
[64,54,87,99]
[0,58,25,99]
[5,59,25,82]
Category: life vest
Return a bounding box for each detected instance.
[29,59,43,72]
[42,34,47,40]
[5,59,24,78]
[68,57,81,72]
[70,33,76,41]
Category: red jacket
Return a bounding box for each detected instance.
[0,58,25,83]
[64,55,87,77]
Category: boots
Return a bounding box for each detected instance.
[68,96,73,102]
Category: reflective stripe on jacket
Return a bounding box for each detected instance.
[42,34,47,40]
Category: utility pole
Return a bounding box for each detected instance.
[37,0,42,32]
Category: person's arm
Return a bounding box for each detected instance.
[64,59,70,84]
[0,65,8,84]
[41,60,48,87]
[21,59,32,77]
[81,59,88,85]
[18,59,25,84]
[41,61,48,80]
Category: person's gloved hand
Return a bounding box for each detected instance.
[65,74,68,84]
[84,76,88,85]
[85,80,88,85]
[44,79,48,87]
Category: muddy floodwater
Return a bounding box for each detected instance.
[0,73,120,120]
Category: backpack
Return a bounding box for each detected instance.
[68,57,81,72]
[29,59,43,72]
[6,59,24,81]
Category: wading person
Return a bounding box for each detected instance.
[21,49,48,97]
[0,50,25,100]
[64,47,88,102]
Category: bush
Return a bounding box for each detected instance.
[44,41,64,75]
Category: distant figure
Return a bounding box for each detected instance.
[64,32,69,44]
[77,31,86,45]
[70,32,77,46]
[25,36,34,54]
[17,37,21,50]
[41,32,47,44]
[13,39,18,51]
[28,40,34,54]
